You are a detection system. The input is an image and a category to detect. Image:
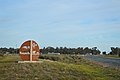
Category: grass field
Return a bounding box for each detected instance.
[0,54,120,80]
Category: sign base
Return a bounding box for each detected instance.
[18,61,42,63]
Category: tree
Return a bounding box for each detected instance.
[91,47,100,55]
[110,47,120,57]
[102,51,106,55]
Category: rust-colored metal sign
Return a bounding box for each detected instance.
[19,40,40,61]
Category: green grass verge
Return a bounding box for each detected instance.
[0,54,120,80]
[102,55,120,59]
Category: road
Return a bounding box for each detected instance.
[83,55,120,68]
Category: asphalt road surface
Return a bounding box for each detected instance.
[83,55,120,68]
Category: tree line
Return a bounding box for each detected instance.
[0,47,19,54]
[41,47,101,55]
[0,47,120,56]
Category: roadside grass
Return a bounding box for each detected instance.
[40,54,120,80]
[0,54,120,80]
[102,55,120,59]
[39,54,85,64]
[0,54,18,63]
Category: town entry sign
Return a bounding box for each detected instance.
[19,40,40,61]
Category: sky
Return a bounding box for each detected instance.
[0,0,120,53]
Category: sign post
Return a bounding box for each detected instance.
[30,40,32,61]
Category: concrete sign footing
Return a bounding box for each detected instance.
[18,61,42,63]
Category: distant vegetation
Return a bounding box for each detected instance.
[0,47,120,57]
[41,47,101,55]
[0,47,19,54]
[109,47,120,57]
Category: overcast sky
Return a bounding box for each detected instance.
[0,0,120,52]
